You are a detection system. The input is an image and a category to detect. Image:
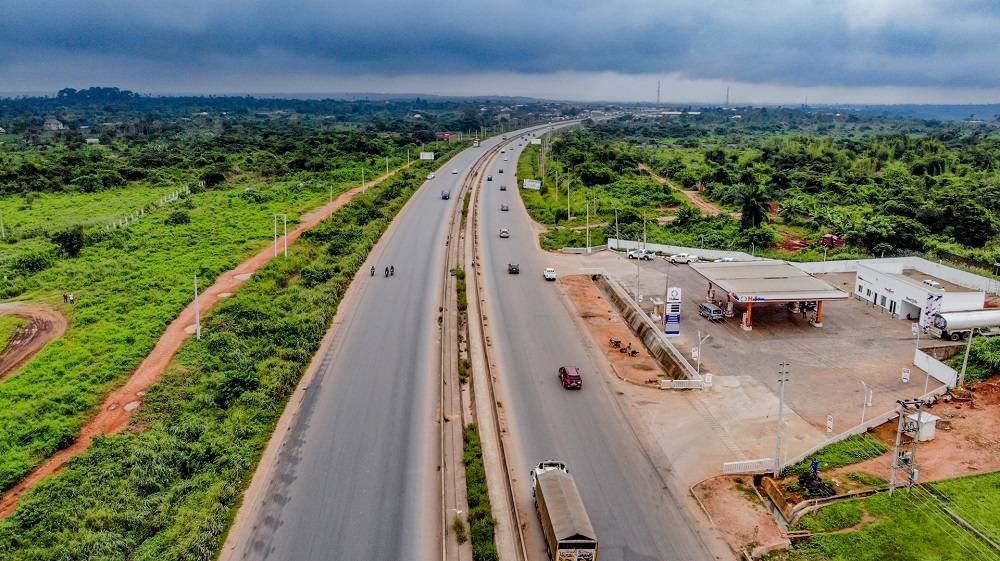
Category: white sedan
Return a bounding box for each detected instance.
[426,172,435,179]
[452,168,458,174]
[543,268,557,281]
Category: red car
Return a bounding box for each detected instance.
[558,366,582,389]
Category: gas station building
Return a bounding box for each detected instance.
[689,261,849,329]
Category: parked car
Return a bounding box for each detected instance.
[508,263,520,274]
[627,248,655,260]
[499,228,510,238]
[441,190,450,200]
[543,267,557,281]
[669,253,699,264]
[501,204,509,211]
[558,366,583,389]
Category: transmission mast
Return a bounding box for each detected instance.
[656,80,661,106]
[889,399,925,495]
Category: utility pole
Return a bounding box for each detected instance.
[586,202,590,252]
[889,399,925,495]
[274,214,288,257]
[194,275,201,340]
[774,363,789,477]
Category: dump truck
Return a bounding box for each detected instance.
[531,461,599,561]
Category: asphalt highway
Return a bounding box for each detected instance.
[224,144,491,560]
[478,139,720,560]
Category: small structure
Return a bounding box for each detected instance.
[905,411,940,442]
[0,126,7,134]
[43,119,65,131]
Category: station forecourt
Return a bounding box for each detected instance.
[689,260,849,329]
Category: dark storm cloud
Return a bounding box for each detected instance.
[2,0,1000,90]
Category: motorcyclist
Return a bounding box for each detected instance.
[371,266,375,276]
[390,265,394,276]
[385,267,390,277]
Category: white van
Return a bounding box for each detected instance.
[699,302,724,321]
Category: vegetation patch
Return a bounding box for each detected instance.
[782,434,887,476]
[463,423,500,561]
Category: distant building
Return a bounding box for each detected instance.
[435,132,452,140]
[43,119,64,131]
[85,138,100,144]
[0,126,6,134]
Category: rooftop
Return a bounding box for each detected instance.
[689,260,849,303]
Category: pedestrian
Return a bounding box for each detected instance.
[811,458,819,476]
[69,293,75,304]
[63,293,68,303]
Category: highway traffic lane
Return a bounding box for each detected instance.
[477,182,717,559]
[229,173,452,560]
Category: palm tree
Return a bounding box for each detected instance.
[734,184,770,230]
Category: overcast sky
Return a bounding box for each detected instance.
[3,0,1000,104]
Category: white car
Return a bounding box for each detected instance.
[627,249,655,260]
[499,228,510,238]
[713,257,734,263]
[503,157,508,161]
[426,172,435,179]
[668,253,699,264]
[543,267,557,281]
[452,168,458,174]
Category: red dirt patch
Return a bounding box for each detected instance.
[559,274,666,386]
[0,303,68,383]
[775,232,810,253]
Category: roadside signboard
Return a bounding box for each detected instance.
[419,152,435,160]
[522,179,541,190]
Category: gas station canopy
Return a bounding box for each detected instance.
[690,261,848,303]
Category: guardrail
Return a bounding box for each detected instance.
[723,458,775,475]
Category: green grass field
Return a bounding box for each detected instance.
[0,316,27,355]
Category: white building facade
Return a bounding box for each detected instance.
[855,262,985,324]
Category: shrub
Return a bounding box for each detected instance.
[164,210,191,225]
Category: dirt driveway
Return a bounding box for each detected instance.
[0,303,68,383]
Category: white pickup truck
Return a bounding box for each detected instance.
[668,252,699,264]
[627,248,655,260]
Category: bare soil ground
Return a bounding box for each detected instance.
[558,268,1000,558]
[774,231,810,253]
[559,274,666,385]
[0,171,399,518]
[0,303,68,383]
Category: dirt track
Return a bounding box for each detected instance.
[0,303,68,383]
[0,173,398,518]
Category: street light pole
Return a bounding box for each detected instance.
[860,381,872,426]
[696,331,710,375]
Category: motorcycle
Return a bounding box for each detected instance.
[390,266,394,276]
[385,267,390,277]
[609,338,622,348]
[628,349,640,357]
[370,266,375,276]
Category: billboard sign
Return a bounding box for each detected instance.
[419,152,435,160]
[522,179,541,190]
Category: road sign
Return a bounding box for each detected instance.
[902,368,910,383]
[692,347,699,360]
[827,415,834,433]
[911,323,919,335]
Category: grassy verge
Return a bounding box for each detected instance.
[930,471,1000,544]
[779,485,1000,561]
[782,434,887,476]
[463,424,500,561]
[0,145,468,558]
[0,317,27,355]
